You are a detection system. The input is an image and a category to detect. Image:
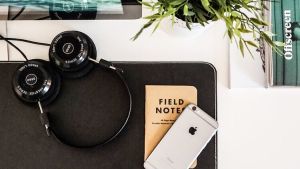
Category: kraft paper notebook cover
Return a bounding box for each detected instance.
[145,85,198,168]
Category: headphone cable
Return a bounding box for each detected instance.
[0,35,52,61]
[10,6,26,20]
[0,35,28,61]
[2,37,50,46]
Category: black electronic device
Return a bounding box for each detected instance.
[11,31,132,148]
[1,0,142,20]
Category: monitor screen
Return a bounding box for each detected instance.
[0,0,141,20]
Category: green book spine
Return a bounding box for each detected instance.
[283,0,297,85]
[274,0,284,85]
[296,0,300,85]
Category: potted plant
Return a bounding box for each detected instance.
[132,0,282,56]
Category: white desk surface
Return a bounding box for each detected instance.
[1,8,300,169]
[0,21,7,61]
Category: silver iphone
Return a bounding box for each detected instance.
[144,104,218,169]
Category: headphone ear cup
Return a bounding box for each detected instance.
[49,31,97,78]
[56,63,94,79]
[61,31,97,79]
[85,32,97,59]
[41,67,61,105]
[12,59,61,106]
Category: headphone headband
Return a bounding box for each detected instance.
[39,60,132,148]
[12,31,133,149]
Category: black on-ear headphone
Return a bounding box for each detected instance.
[49,31,98,78]
[12,31,132,148]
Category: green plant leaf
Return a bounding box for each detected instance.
[131,19,156,41]
[231,11,241,18]
[143,14,161,20]
[183,4,189,16]
[152,19,162,34]
[238,28,252,33]
[185,18,191,30]
[233,29,241,38]
[239,39,245,57]
[138,1,152,8]
[261,32,273,45]
[263,31,275,37]
[200,0,212,13]
[274,41,285,47]
[245,41,259,48]
[187,11,195,16]
[250,18,268,26]
[227,30,233,40]
[169,0,186,6]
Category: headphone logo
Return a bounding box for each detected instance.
[25,74,38,86]
[62,43,75,55]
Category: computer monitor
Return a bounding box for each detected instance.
[0,0,141,20]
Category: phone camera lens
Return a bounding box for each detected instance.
[192,106,197,111]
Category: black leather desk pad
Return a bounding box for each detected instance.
[0,62,217,169]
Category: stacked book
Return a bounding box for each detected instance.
[266,0,300,86]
